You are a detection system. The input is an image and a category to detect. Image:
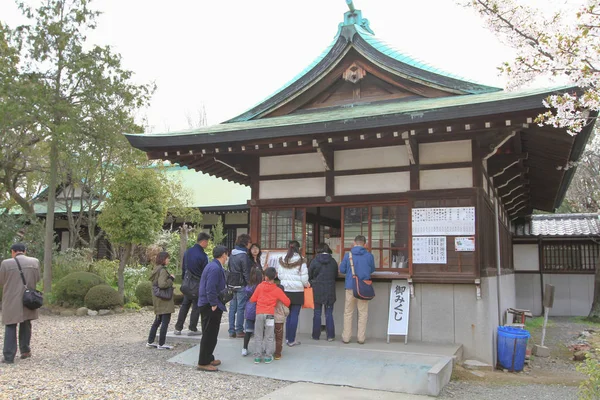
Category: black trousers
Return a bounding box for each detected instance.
[197,305,223,366]
[148,314,171,346]
[3,320,31,362]
[174,295,200,332]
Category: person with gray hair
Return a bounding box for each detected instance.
[0,243,41,364]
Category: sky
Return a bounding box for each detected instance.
[0,0,576,133]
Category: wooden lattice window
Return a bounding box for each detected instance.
[542,241,599,272]
[260,208,305,250]
[342,205,409,270]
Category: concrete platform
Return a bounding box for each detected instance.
[257,382,431,400]
[168,323,458,396]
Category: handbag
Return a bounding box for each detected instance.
[180,271,201,298]
[302,287,314,309]
[14,256,44,310]
[152,267,174,300]
[218,268,235,304]
[349,252,375,301]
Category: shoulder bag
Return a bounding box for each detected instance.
[152,267,174,300]
[349,252,375,300]
[180,271,201,298]
[14,256,44,310]
[218,269,234,304]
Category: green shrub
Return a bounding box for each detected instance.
[52,248,93,282]
[125,266,151,303]
[124,301,141,310]
[577,349,600,400]
[89,259,119,287]
[53,271,106,307]
[173,284,183,305]
[135,281,153,306]
[84,285,123,310]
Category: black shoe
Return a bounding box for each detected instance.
[1,359,14,364]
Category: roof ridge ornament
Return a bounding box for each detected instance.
[341,0,375,35]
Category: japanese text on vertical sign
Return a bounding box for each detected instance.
[394,284,406,321]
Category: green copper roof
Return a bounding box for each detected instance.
[127,86,571,141]
[226,3,500,123]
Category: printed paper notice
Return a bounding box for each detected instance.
[412,237,447,264]
[455,237,475,252]
[411,207,475,236]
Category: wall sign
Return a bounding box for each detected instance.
[260,251,288,270]
[411,207,475,236]
[387,280,410,344]
[455,237,475,252]
[412,237,447,264]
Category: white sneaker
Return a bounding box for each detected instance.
[173,330,182,335]
[157,344,173,350]
[146,343,158,348]
[242,348,248,357]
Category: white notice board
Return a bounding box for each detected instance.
[412,237,447,264]
[412,207,475,236]
[387,280,410,344]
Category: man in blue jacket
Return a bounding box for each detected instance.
[174,232,210,336]
[197,245,228,372]
[339,235,375,345]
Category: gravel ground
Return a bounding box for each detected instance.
[1,312,592,399]
[0,309,287,399]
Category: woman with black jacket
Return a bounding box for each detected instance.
[308,243,339,341]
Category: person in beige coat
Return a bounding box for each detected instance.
[0,243,41,364]
[146,251,175,350]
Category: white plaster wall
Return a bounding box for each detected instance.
[60,231,70,251]
[260,153,325,176]
[419,168,473,190]
[419,140,472,165]
[334,145,409,171]
[295,279,509,365]
[260,177,326,199]
[225,213,248,225]
[335,172,410,196]
[202,214,220,225]
[236,227,248,237]
[514,244,539,271]
[515,273,594,316]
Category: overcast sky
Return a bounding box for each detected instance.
[1,0,577,133]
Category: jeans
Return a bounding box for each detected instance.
[198,305,223,366]
[312,303,335,340]
[254,314,275,358]
[174,295,200,332]
[228,290,246,335]
[148,313,171,346]
[285,304,302,343]
[3,320,31,362]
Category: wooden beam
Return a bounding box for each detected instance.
[494,165,528,189]
[488,153,528,178]
[478,129,518,160]
[317,142,334,171]
[402,131,418,164]
[498,180,529,198]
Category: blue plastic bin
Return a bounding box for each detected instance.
[497,326,530,371]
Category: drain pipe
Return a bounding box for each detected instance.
[494,197,503,327]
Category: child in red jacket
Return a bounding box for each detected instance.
[249,267,291,364]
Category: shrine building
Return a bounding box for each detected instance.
[125,3,596,364]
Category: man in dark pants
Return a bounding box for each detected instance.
[174,232,210,336]
[0,243,41,364]
[197,245,228,372]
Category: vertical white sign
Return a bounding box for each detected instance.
[387,280,410,344]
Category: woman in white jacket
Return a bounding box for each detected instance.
[276,240,309,346]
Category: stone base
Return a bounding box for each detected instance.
[532,345,550,357]
[462,359,493,371]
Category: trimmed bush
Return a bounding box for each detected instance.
[135,281,153,306]
[173,284,183,305]
[84,285,123,310]
[54,271,106,307]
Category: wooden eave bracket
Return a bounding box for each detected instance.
[488,153,528,178]
[317,142,334,171]
[402,131,418,164]
[494,166,529,189]
[499,180,530,198]
[478,129,518,161]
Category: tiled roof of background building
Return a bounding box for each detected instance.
[513,213,600,237]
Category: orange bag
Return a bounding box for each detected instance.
[302,287,314,309]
